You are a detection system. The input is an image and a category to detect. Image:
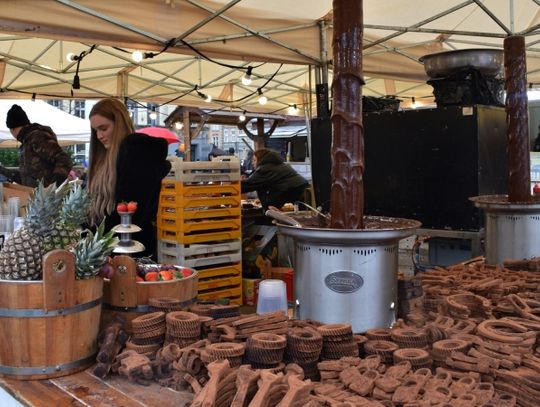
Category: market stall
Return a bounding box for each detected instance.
[0,1,539,407]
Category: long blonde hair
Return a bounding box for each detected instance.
[88,98,134,224]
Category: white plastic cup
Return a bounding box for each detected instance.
[256,279,288,315]
[13,217,24,232]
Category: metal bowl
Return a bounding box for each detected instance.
[420,49,504,78]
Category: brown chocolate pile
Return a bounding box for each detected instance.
[97,260,540,406]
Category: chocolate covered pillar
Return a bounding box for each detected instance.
[330,0,364,229]
[504,35,531,202]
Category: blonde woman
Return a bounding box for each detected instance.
[88,98,171,257]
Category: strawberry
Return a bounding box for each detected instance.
[144,271,158,282]
[159,270,173,281]
[116,202,128,213]
[127,201,138,213]
[181,268,192,278]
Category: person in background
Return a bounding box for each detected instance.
[0,104,72,187]
[241,148,308,210]
[87,98,171,258]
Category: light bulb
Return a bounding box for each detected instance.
[66,52,77,62]
[241,67,253,86]
[239,113,246,122]
[241,74,252,86]
[258,94,268,105]
[174,121,183,130]
[287,104,299,114]
[132,50,144,63]
[411,97,417,109]
[205,94,212,103]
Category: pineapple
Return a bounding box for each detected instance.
[43,183,90,251]
[72,220,117,279]
[0,182,66,280]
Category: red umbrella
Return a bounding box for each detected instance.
[137,127,179,144]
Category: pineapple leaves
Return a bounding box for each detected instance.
[72,220,118,279]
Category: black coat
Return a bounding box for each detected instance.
[105,133,171,258]
[241,150,307,209]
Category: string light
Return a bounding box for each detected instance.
[65,52,80,63]
[174,121,183,130]
[131,50,144,63]
[65,45,96,91]
[196,87,212,103]
[239,111,246,122]
[411,97,417,109]
[241,66,253,86]
[258,89,267,105]
[131,39,175,63]
[287,104,299,114]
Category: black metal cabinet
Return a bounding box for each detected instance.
[364,105,507,231]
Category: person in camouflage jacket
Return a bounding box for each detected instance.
[1,104,73,187]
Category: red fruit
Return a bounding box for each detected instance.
[159,270,173,281]
[181,269,192,278]
[127,201,138,213]
[116,202,128,213]
[144,271,158,282]
[98,262,114,279]
[135,276,144,282]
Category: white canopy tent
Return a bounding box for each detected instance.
[0,1,539,113]
[0,100,90,147]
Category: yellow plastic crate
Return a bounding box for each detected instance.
[197,262,242,281]
[197,286,242,305]
[158,217,241,233]
[160,194,240,209]
[198,274,242,291]
[161,181,241,197]
[158,228,242,244]
[159,205,241,221]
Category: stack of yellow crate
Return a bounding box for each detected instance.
[157,156,242,304]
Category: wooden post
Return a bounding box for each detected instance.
[238,117,280,150]
[183,110,191,161]
[330,0,364,229]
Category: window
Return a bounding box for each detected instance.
[47,100,62,108]
[73,101,85,118]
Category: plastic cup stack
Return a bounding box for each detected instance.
[256,279,288,315]
[0,215,13,233]
[13,217,24,232]
[7,197,20,217]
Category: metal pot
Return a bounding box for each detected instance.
[277,215,421,332]
[420,49,504,78]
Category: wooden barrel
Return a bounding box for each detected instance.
[0,250,103,380]
[101,255,198,333]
